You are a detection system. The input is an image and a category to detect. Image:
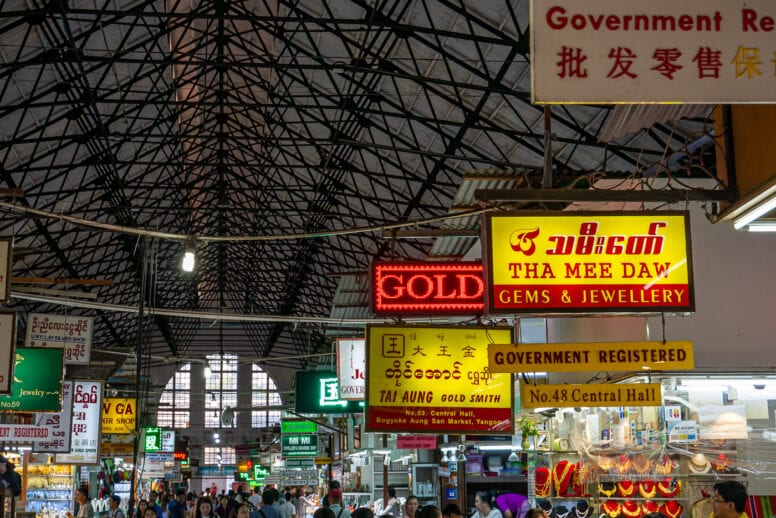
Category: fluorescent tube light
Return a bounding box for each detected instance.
[734,195,776,229]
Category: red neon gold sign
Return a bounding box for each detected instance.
[484,212,694,313]
[371,261,485,315]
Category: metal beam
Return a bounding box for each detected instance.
[474,188,734,203]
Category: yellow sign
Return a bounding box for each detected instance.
[484,212,694,313]
[520,383,663,408]
[488,341,694,373]
[101,398,136,434]
[314,457,332,465]
[366,325,513,434]
[100,441,135,455]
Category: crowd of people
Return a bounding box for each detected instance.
[63,479,749,518]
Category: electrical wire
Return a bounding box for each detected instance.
[0,199,494,243]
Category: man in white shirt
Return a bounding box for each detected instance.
[248,487,262,509]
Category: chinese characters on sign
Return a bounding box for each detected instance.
[531,0,776,102]
[55,381,103,465]
[144,427,163,452]
[294,371,363,414]
[484,212,694,313]
[26,313,93,364]
[365,325,513,434]
[337,338,366,400]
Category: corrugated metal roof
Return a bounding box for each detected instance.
[599,104,713,143]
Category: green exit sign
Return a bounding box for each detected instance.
[144,427,163,452]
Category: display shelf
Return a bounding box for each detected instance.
[466,476,528,483]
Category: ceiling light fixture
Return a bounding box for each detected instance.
[181,237,197,272]
[746,221,776,232]
[733,189,776,230]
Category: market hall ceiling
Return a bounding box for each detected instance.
[0,0,723,378]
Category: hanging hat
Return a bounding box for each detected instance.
[688,453,711,474]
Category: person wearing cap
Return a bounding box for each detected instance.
[712,481,748,518]
[110,495,126,518]
[327,489,351,518]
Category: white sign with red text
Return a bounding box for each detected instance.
[55,381,102,464]
[0,424,56,443]
[532,0,776,103]
[34,380,74,453]
[337,338,366,400]
[26,313,93,364]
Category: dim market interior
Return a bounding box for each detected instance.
[2,1,776,518]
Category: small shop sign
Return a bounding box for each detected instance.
[520,383,663,408]
[281,434,318,457]
[26,313,94,364]
[55,380,103,465]
[532,0,776,103]
[101,398,136,434]
[337,338,366,400]
[0,347,64,412]
[488,340,694,372]
[281,420,318,434]
[371,261,485,315]
[396,435,437,449]
[484,212,694,313]
[366,325,513,434]
[34,380,74,453]
[294,371,364,414]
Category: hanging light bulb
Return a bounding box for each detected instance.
[181,238,196,272]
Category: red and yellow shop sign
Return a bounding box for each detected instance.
[365,325,513,434]
[520,383,663,409]
[489,341,694,373]
[483,212,694,313]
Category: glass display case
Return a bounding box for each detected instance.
[410,464,439,508]
[26,462,74,518]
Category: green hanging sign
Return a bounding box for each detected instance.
[0,348,64,412]
[144,427,163,452]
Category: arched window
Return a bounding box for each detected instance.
[157,364,191,428]
[205,353,238,428]
[251,364,282,428]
